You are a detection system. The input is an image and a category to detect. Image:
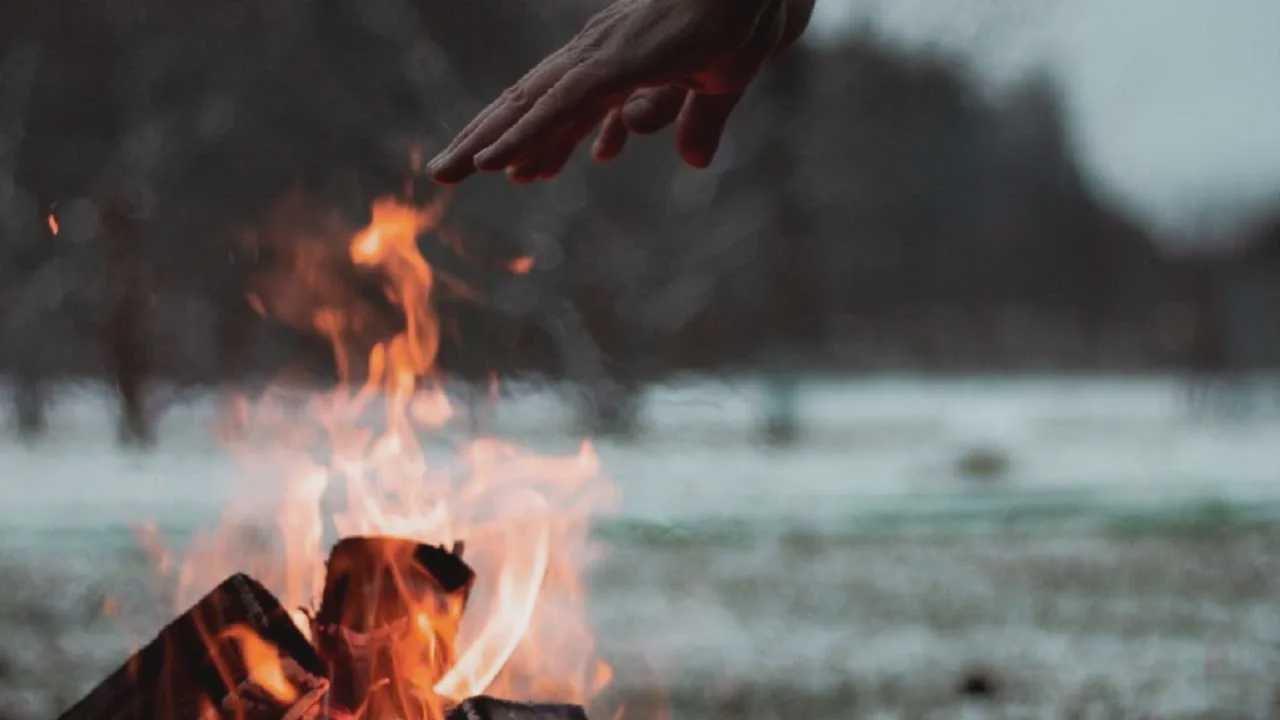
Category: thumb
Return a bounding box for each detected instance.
[675,92,742,169]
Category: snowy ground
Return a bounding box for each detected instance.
[2,376,1279,718]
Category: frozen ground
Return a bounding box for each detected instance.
[2,376,1280,718]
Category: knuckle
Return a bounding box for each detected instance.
[568,55,621,99]
[581,9,610,33]
[566,33,605,68]
[504,83,532,110]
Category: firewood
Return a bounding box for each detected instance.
[446,696,589,720]
[56,573,328,720]
[313,536,475,717]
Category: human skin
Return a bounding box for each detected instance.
[426,0,816,185]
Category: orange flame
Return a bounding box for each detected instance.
[222,624,300,705]
[47,213,58,235]
[167,191,619,717]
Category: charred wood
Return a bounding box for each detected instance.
[446,696,589,720]
[56,573,328,720]
[314,536,474,718]
[53,542,592,720]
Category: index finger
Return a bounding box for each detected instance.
[439,43,571,159]
[427,48,578,184]
[473,60,624,172]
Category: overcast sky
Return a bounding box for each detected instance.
[809,0,1280,240]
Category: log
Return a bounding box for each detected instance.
[58,541,586,720]
[56,573,328,720]
[313,536,475,717]
[446,696,589,720]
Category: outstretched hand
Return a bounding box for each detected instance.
[426,0,815,185]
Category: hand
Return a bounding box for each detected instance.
[426,0,815,185]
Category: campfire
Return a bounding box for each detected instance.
[58,195,618,719]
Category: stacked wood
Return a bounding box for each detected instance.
[56,573,328,720]
[445,696,589,720]
[56,538,591,720]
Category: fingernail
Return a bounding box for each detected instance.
[426,162,463,184]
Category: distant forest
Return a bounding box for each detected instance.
[2,0,1279,438]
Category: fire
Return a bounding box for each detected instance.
[222,624,300,705]
[507,256,533,275]
[167,192,619,717]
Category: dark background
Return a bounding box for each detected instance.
[2,0,1278,439]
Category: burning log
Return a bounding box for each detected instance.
[314,536,475,717]
[445,697,589,720]
[60,537,593,720]
[56,573,328,720]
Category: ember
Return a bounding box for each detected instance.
[61,194,617,718]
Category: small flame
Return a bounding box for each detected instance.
[47,213,58,235]
[507,256,533,275]
[246,292,266,317]
[168,191,619,717]
[222,624,300,705]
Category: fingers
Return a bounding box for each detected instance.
[427,44,583,184]
[592,108,629,162]
[591,84,685,168]
[506,103,610,182]
[537,104,612,179]
[664,0,771,170]
[621,85,687,134]
[473,61,622,172]
[424,0,774,184]
[426,0,708,185]
[675,91,742,169]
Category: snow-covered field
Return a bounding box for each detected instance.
[2,376,1279,718]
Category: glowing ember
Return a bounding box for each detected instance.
[165,192,618,717]
[48,213,59,235]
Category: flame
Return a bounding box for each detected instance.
[222,624,300,705]
[47,213,58,235]
[168,191,619,718]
